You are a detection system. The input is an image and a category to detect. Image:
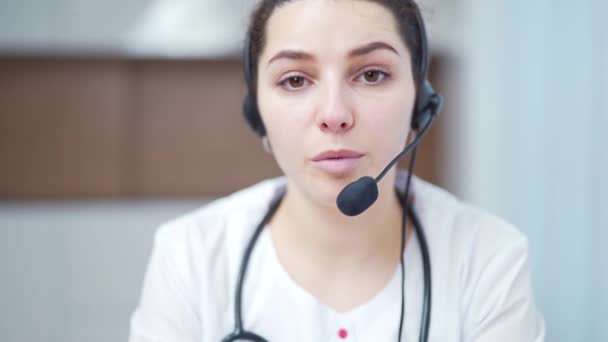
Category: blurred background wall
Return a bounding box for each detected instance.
[0,0,606,341]
[453,0,608,340]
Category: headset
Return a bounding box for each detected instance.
[241,2,441,138]
[224,1,443,341]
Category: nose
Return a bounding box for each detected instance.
[315,83,354,134]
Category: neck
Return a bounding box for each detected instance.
[269,170,408,270]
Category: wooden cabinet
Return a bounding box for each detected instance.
[0,55,445,198]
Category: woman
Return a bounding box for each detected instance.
[129,1,546,341]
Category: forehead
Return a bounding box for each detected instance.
[261,0,408,61]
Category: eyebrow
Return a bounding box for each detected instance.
[266,41,399,67]
[348,41,399,58]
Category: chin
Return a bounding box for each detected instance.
[285,164,370,207]
[306,172,355,206]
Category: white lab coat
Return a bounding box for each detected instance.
[129,171,545,341]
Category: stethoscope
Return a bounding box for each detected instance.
[221,184,432,342]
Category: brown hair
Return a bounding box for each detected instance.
[246,0,423,95]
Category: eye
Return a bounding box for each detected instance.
[357,68,390,84]
[278,75,310,91]
[287,76,305,88]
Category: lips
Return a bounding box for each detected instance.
[311,149,365,175]
[312,149,365,161]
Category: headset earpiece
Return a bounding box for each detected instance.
[243,92,266,137]
[242,35,267,137]
[411,80,443,131]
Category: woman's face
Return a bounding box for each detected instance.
[257,0,416,207]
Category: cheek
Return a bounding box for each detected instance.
[258,91,312,141]
[257,90,314,172]
[357,96,413,149]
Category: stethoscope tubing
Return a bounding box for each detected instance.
[223,190,431,342]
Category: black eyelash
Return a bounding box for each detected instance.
[277,67,391,90]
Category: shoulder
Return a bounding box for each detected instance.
[151,176,287,258]
[412,175,528,261]
[412,177,545,339]
[411,175,532,304]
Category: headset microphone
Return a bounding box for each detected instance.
[336,91,442,216]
